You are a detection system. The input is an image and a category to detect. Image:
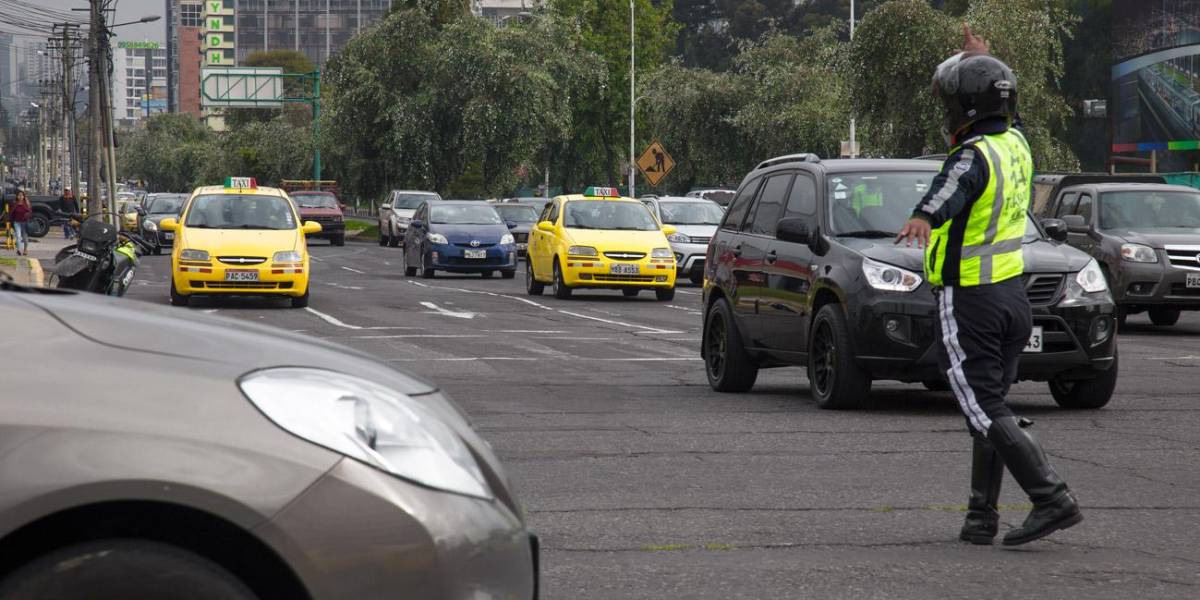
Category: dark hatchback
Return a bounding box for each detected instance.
[402,201,518,279]
[492,203,540,258]
[702,156,1118,410]
[140,193,187,255]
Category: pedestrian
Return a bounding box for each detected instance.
[10,190,32,256]
[60,189,79,239]
[895,24,1082,547]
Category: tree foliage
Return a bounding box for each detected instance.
[117,114,217,192]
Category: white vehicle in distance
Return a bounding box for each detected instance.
[642,196,725,285]
[379,190,442,247]
[685,188,736,207]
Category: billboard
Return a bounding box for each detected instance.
[1112,1,1200,152]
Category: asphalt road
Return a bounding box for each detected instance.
[126,240,1200,600]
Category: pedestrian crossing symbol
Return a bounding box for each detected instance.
[636,140,676,187]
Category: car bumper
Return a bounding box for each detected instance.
[670,242,708,279]
[306,222,345,237]
[256,458,537,600]
[850,291,1116,382]
[427,244,518,272]
[172,263,309,296]
[562,257,676,288]
[146,230,174,247]
[1110,261,1200,310]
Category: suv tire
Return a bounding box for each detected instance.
[703,297,758,392]
[26,212,50,238]
[552,258,571,299]
[1049,347,1117,409]
[291,287,310,308]
[1149,308,1180,326]
[808,304,871,409]
[656,287,675,302]
[526,260,544,295]
[169,278,188,307]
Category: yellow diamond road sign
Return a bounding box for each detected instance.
[637,140,675,187]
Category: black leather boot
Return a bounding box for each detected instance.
[959,435,1003,545]
[987,416,1082,546]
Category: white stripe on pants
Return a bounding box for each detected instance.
[938,286,993,434]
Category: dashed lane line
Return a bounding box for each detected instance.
[340,266,366,274]
[304,307,363,330]
[556,310,683,335]
[419,301,477,319]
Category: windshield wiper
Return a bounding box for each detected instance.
[837,230,895,238]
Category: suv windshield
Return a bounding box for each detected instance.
[660,201,724,225]
[565,201,660,230]
[148,196,184,215]
[494,204,539,223]
[430,204,502,225]
[393,194,438,209]
[1099,191,1200,229]
[827,172,1041,241]
[184,194,297,230]
[293,193,338,209]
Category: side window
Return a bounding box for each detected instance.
[747,174,794,236]
[548,201,560,224]
[722,177,762,231]
[1075,194,1093,222]
[1055,192,1078,217]
[783,173,817,219]
[538,202,553,223]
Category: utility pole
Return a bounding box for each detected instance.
[628,0,635,198]
[848,0,858,159]
[51,23,82,200]
[87,0,103,216]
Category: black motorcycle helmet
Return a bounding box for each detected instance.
[932,52,1017,141]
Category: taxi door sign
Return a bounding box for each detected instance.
[636,140,676,187]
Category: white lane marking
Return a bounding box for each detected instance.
[352,334,486,339]
[203,309,218,314]
[340,266,365,274]
[666,304,702,314]
[305,307,363,330]
[323,282,364,290]
[676,290,700,295]
[556,310,680,334]
[408,281,429,287]
[388,357,540,362]
[419,301,477,319]
[1148,355,1200,360]
[488,329,566,334]
[310,256,324,262]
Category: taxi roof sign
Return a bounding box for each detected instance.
[583,186,620,198]
[225,177,257,189]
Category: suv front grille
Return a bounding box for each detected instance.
[1165,245,1200,272]
[1024,274,1064,306]
[604,251,646,261]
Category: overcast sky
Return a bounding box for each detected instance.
[42,0,167,44]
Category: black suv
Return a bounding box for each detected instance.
[701,155,1119,410]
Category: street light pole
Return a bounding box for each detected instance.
[848,0,857,159]
[629,0,635,198]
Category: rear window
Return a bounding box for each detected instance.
[393,193,439,209]
[292,193,338,208]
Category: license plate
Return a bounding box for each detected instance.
[610,263,640,275]
[464,249,487,259]
[1188,273,1200,289]
[225,269,259,282]
[163,232,174,240]
[1024,326,1043,353]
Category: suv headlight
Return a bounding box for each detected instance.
[651,247,674,258]
[667,232,691,244]
[397,216,412,225]
[862,258,922,292]
[239,368,492,500]
[143,219,157,231]
[273,250,303,263]
[500,233,515,245]
[179,249,209,261]
[1120,243,1157,263]
[568,245,598,256]
[1074,259,1109,294]
[426,232,448,245]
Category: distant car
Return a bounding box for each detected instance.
[686,188,736,207]
[140,193,188,255]
[403,200,518,279]
[291,190,346,246]
[642,196,724,285]
[492,203,540,257]
[1037,182,1200,327]
[0,282,537,599]
[379,190,442,248]
[494,197,551,212]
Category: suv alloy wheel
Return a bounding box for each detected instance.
[1048,346,1118,409]
[703,297,759,392]
[526,259,544,295]
[807,304,871,409]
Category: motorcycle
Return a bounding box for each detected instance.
[51,213,154,296]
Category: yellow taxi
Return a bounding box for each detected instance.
[159,177,321,308]
[526,186,678,300]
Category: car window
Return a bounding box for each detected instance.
[563,201,660,231]
[1055,192,1079,217]
[547,201,560,224]
[493,204,539,223]
[148,196,184,215]
[292,193,338,208]
[1075,194,1093,222]
[659,201,724,225]
[722,178,761,232]
[184,194,296,230]
[784,174,817,219]
[747,174,793,236]
[393,193,437,209]
[1098,190,1200,229]
[826,171,932,235]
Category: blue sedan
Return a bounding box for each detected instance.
[402,201,519,279]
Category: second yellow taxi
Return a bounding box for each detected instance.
[159,177,321,308]
[526,187,678,301]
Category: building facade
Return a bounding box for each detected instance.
[233,0,391,66]
[113,42,169,125]
[167,0,205,117]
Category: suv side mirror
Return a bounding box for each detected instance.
[1040,218,1069,242]
[1060,214,1089,234]
[776,218,813,245]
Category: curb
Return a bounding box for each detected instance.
[15,257,45,287]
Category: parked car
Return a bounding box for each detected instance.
[702,155,1118,410]
[24,195,60,238]
[0,281,537,599]
[686,188,736,207]
[492,203,540,257]
[380,190,442,248]
[403,200,518,279]
[642,196,724,284]
[1035,181,1200,327]
[291,190,346,246]
[140,193,188,254]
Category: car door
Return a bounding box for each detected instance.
[760,171,820,357]
[735,172,795,346]
[530,200,559,279]
[1068,192,1098,253]
[711,176,763,340]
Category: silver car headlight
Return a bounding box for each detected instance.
[397,216,412,225]
[143,219,158,231]
[500,233,515,245]
[179,249,210,261]
[862,257,922,292]
[667,232,691,244]
[1120,243,1157,263]
[272,250,302,263]
[426,232,448,244]
[1074,259,1109,293]
[239,368,492,500]
[568,245,598,256]
[651,247,674,258]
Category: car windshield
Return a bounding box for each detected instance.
[660,201,724,225]
[564,200,660,231]
[430,204,502,225]
[184,194,297,230]
[148,196,184,214]
[827,172,1041,241]
[494,205,539,223]
[394,194,437,209]
[293,193,338,208]
[1099,191,1200,229]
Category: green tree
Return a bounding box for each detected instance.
[117,113,218,192]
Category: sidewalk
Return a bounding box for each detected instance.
[0,227,73,286]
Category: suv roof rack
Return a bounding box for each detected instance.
[755,153,821,171]
[914,154,948,161]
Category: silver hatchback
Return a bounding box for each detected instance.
[643,196,725,284]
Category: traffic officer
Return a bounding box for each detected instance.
[896,26,1082,547]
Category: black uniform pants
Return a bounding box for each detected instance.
[933,278,1033,435]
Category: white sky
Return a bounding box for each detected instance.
[36,0,167,44]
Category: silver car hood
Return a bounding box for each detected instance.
[668,224,718,238]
